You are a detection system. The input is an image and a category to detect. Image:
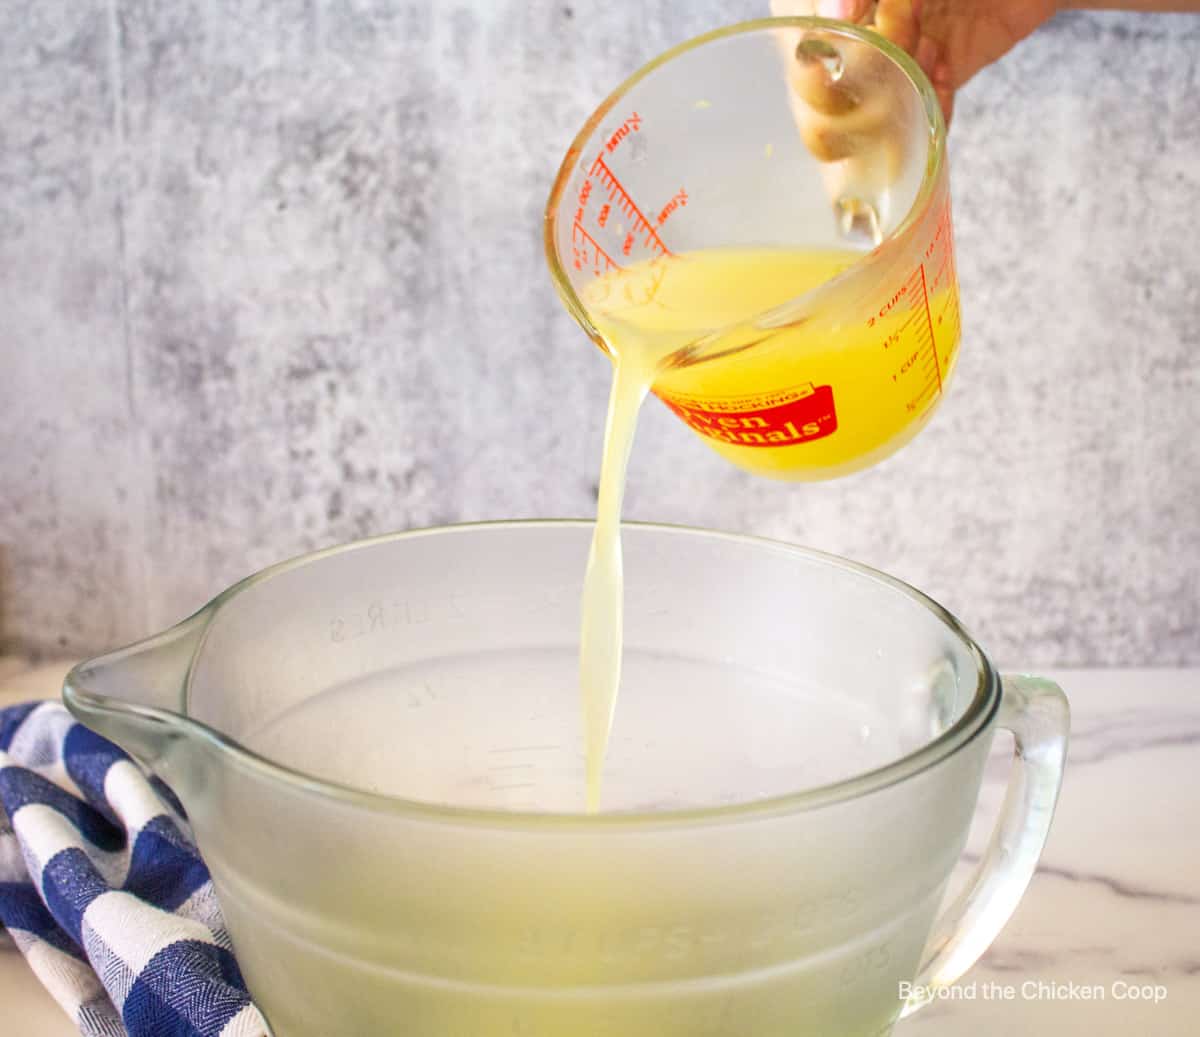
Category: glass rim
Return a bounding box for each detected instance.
[66,520,999,831]
[543,16,948,347]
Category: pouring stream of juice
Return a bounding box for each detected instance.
[580,247,864,808]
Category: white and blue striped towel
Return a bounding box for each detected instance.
[0,701,269,1037]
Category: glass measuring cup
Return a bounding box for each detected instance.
[65,522,1067,1036]
[545,19,960,480]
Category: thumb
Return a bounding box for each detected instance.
[768,0,875,19]
[816,0,875,21]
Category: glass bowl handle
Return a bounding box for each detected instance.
[902,675,1070,1017]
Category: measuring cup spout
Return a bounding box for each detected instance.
[63,612,209,779]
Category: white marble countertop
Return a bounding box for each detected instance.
[2,661,1197,1035]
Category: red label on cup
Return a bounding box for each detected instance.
[657,383,838,448]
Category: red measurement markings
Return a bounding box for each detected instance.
[891,264,941,412]
[604,112,642,154]
[944,201,958,292]
[925,200,956,297]
[657,188,688,227]
[571,221,619,274]
[588,154,672,257]
[572,179,592,232]
[920,199,960,385]
[918,263,942,394]
[937,200,960,330]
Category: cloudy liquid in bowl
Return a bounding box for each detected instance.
[241,647,901,813]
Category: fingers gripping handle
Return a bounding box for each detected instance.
[901,675,1070,1018]
[771,6,930,243]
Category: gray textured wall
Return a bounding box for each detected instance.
[1,2,1197,667]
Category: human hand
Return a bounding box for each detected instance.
[775,0,1060,123]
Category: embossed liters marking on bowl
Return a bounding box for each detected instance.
[404,680,438,710]
[838,940,894,989]
[485,744,560,794]
[328,594,468,644]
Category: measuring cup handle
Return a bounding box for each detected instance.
[900,674,1070,1018]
